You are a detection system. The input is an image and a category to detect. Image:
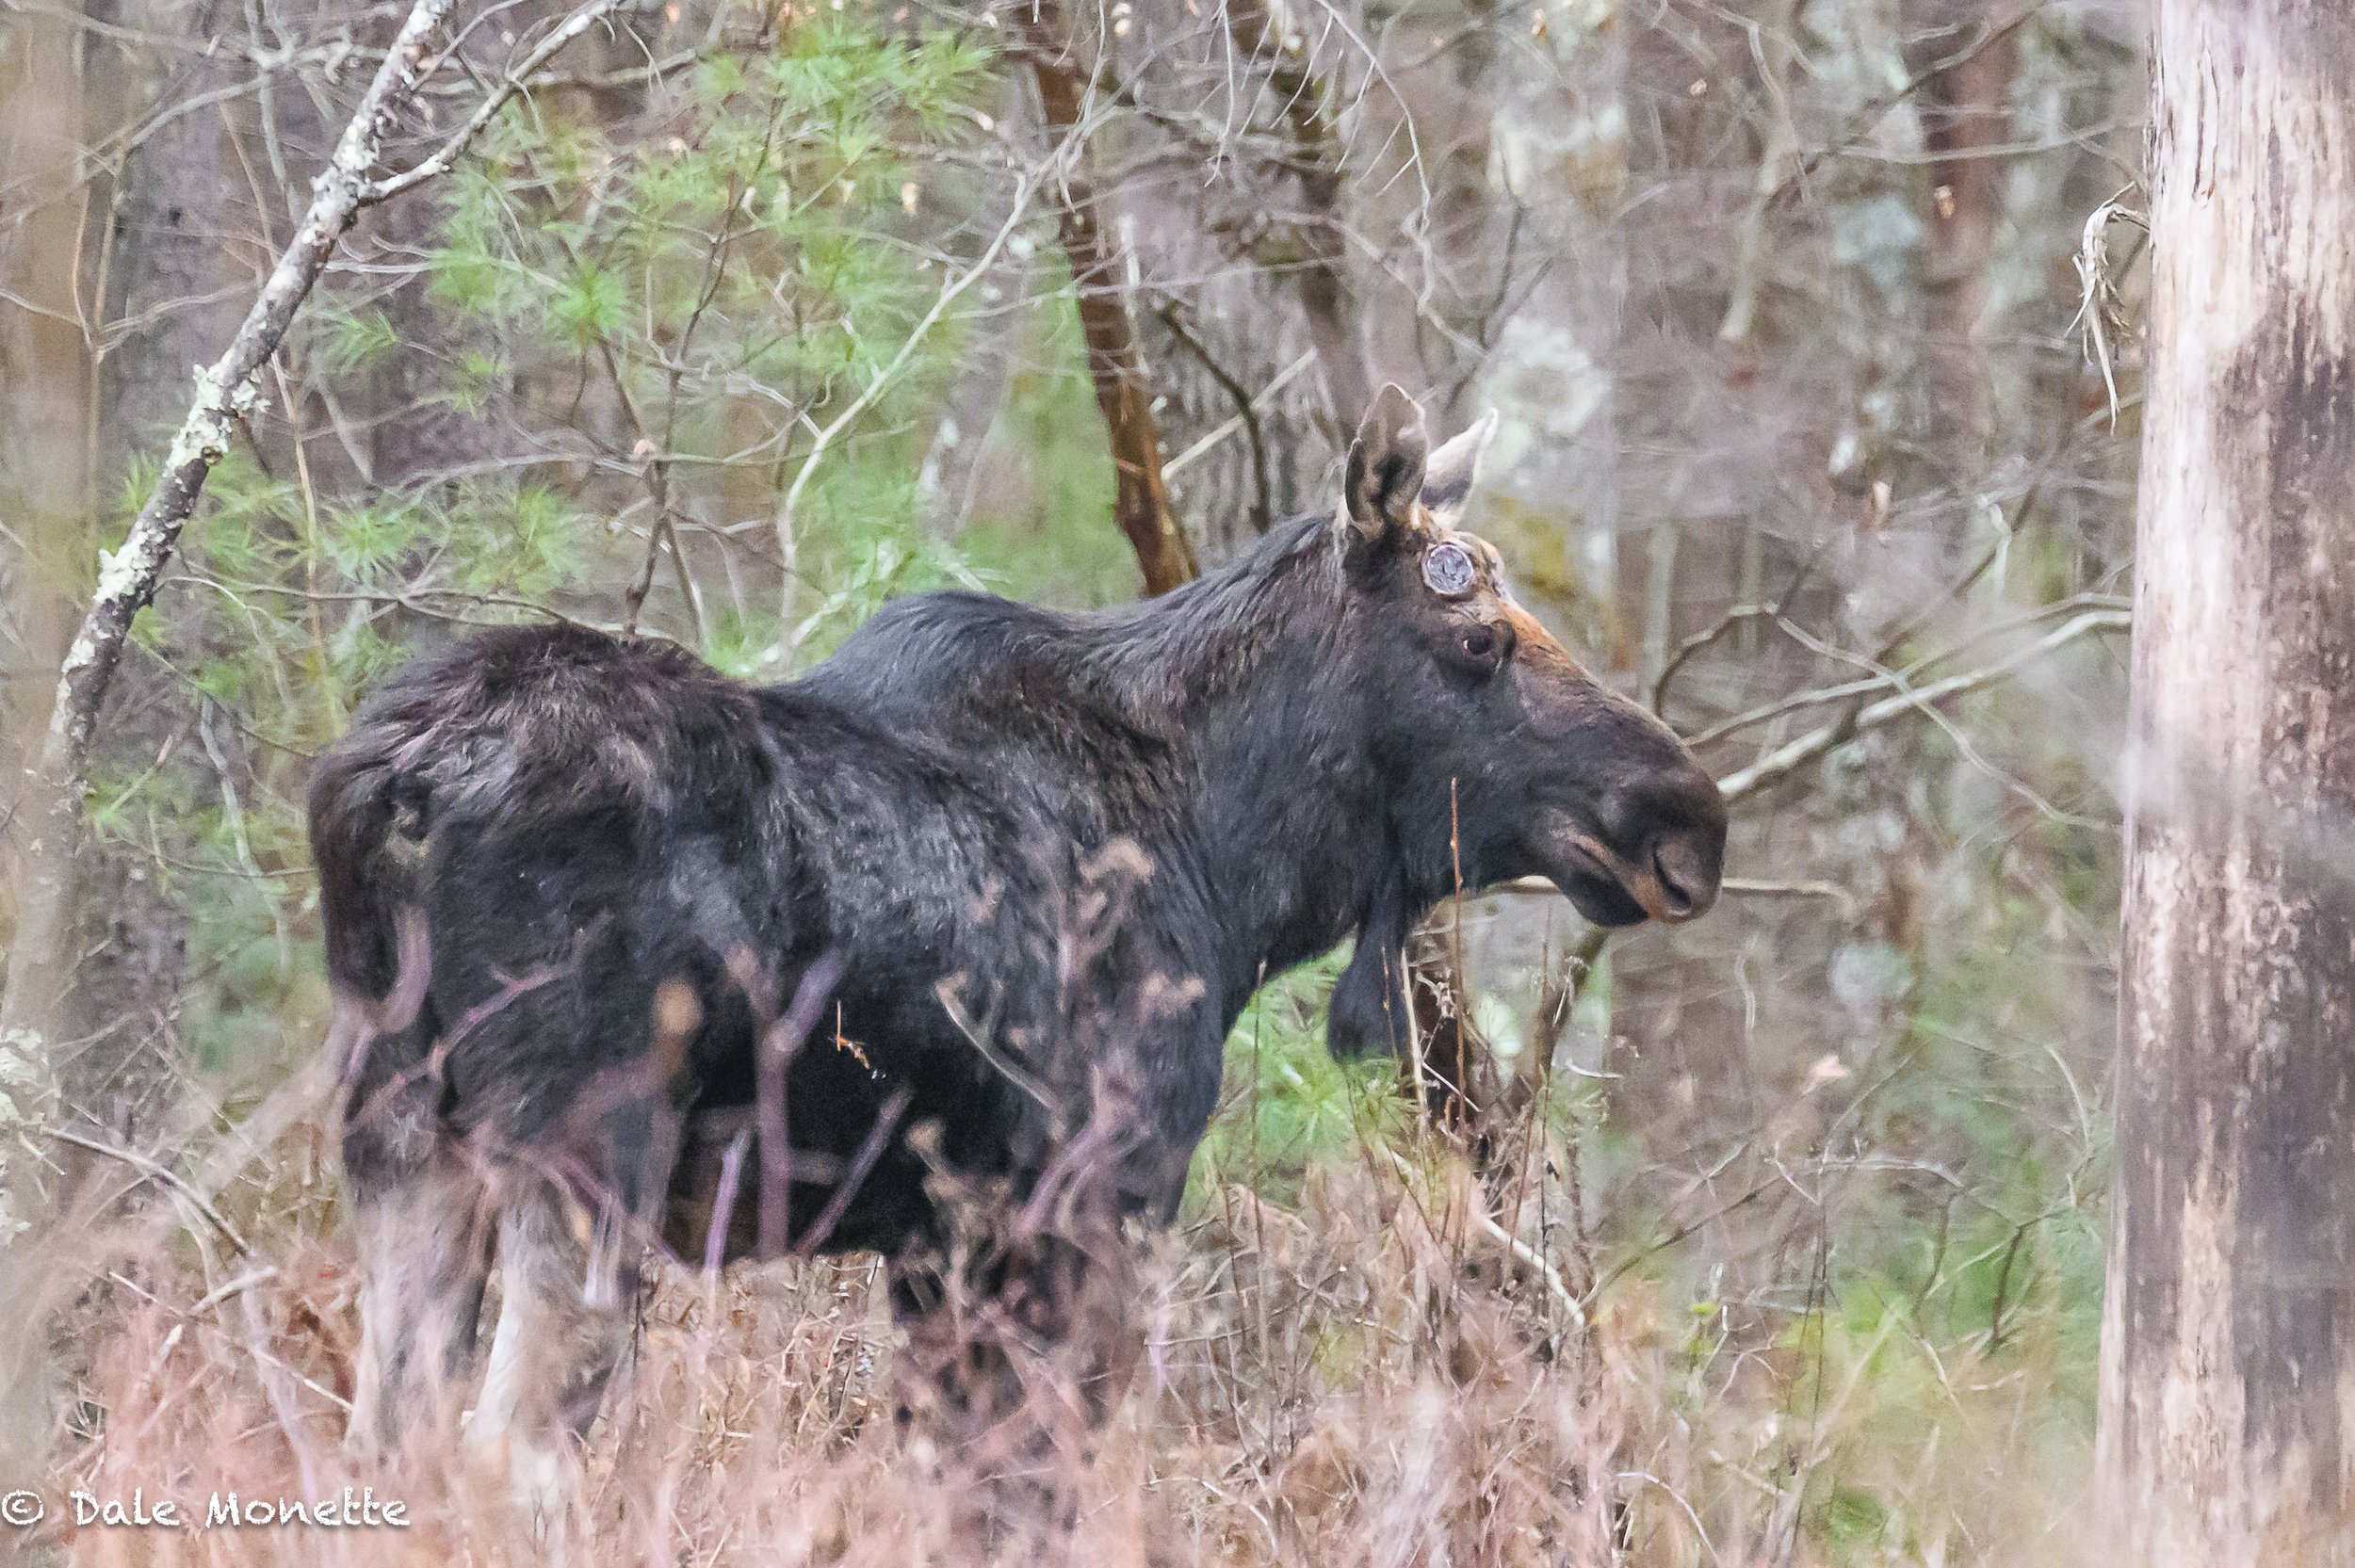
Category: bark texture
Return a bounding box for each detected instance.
[67,0,243,1143]
[2097,4,2355,1560]
[0,3,92,1024]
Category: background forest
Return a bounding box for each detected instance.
[0,0,2146,1560]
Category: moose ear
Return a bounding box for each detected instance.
[1420,408,1498,526]
[1343,383,1429,541]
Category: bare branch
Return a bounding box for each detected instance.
[771,176,1035,655]
[1487,607,2129,919]
[1224,0,1371,426]
[41,1124,252,1257]
[1162,348,1317,479]
[1686,591,2130,748]
[1770,0,2048,211]
[1158,299,1274,534]
[1715,607,2128,803]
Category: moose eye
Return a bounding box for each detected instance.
[1421,541,1477,598]
[1458,625,1499,663]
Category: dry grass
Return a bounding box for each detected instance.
[9,1032,2097,1568]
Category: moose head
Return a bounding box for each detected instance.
[1324,385,1728,1056]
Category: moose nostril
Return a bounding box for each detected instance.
[1651,850,1694,915]
[1650,836,1716,920]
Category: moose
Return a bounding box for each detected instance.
[312,385,1726,1500]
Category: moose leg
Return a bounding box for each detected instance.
[346,1154,494,1460]
[464,1178,641,1532]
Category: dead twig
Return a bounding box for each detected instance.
[41,1124,253,1257]
[2071,190,2150,428]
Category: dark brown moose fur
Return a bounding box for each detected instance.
[309,386,1726,1507]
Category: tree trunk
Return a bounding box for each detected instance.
[0,0,97,1241]
[0,1,95,1478]
[1901,0,2019,481]
[2097,4,2355,1560]
[64,0,244,1143]
[1018,0,1196,597]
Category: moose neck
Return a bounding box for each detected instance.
[1089,514,1415,999]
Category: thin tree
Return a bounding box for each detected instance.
[2098,2,2355,1558]
[1015,0,1197,596]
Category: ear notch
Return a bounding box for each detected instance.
[1344,383,1429,541]
[1420,408,1498,525]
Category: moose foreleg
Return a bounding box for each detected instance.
[345,1154,494,1460]
[464,1181,639,1536]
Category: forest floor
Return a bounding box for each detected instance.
[15,964,2101,1568]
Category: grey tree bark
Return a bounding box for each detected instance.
[2096,3,2355,1560]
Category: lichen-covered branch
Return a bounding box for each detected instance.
[362,0,626,207]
